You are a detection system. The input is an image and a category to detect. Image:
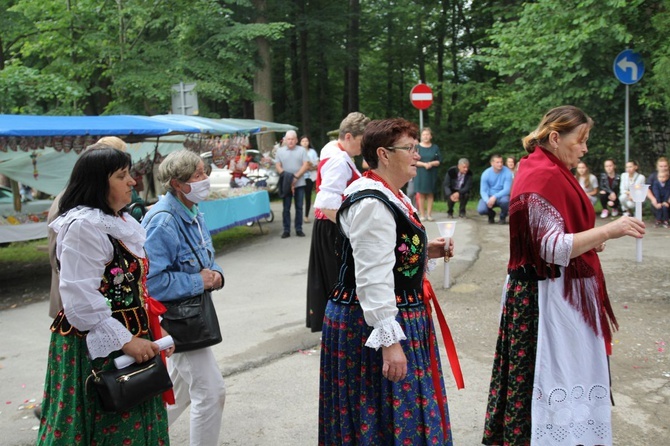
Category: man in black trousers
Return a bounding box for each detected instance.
[443,158,473,218]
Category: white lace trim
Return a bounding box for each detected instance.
[365,316,407,350]
[532,383,612,445]
[50,206,146,257]
[86,317,134,359]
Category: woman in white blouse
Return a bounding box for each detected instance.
[38,145,171,445]
[319,118,457,445]
[619,159,646,216]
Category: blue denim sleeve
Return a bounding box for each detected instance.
[144,213,205,301]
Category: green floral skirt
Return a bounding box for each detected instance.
[37,331,169,445]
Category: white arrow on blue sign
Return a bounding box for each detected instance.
[613,49,645,85]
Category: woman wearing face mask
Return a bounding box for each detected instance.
[142,150,226,446]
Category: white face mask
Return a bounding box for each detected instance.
[182,178,211,203]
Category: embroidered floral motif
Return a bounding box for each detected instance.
[396,233,424,278]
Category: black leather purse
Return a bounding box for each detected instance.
[87,355,173,412]
[159,222,222,353]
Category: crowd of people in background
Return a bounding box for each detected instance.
[33,108,665,446]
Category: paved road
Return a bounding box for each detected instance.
[1,200,668,445]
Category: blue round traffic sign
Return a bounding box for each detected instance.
[613,49,644,85]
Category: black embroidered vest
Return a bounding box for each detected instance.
[51,237,150,338]
[329,189,427,308]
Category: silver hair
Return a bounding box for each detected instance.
[458,158,470,166]
[284,130,298,139]
[158,150,202,193]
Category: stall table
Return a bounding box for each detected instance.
[199,190,271,234]
[0,222,48,244]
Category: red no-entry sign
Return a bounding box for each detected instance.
[410,83,433,110]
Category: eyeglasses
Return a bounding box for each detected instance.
[384,145,418,154]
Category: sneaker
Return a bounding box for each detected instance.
[296,231,306,237]
[304,216,311,223]
[664,221,669,229]
[655,221,662,228]
[600,209,609,219]
[281,232,290,238]
[611,208,619,217]
[426,215,434,222]
[488,210,496,224]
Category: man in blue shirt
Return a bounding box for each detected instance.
[477,154,513,224]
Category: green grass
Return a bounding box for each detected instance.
[0,224,265,267]
[0,239,49,263]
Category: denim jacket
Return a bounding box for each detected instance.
[142,192,224,302]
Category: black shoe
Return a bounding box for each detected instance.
[499,217,507,225]
[459,213,466,218]
[281,232,290,238]
[447,213,454,218]
[34,406,41,420]
[296,231,306,237]
[488,210,496,224]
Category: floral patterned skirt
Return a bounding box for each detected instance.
[37,331,169,446]
[319,300,452,446]
[482,278,539,446]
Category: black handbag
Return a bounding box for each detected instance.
[87,355,173,412]
[159,219,223,353]
[160,290,222,352]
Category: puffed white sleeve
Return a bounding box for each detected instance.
[314,157,352,211]
[58,219,132,359]
[340,198,407,349]
[527,194,573,266]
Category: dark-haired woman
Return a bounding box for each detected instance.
[482,106,645,446]
[319,118,459,445]
[37,145,171,445]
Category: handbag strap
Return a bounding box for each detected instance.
[144,210,206,270]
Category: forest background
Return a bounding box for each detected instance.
[1,0,669,185]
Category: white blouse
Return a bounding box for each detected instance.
[313,147,361,211]
[339,177,424,349]
[50,207,146,359]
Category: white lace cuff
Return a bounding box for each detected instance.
[425,258,438,274]
[365,317,407,350]
[86,317,133,359]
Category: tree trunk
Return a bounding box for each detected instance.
[298,0,310,137]
[345,0,360,113]
[252,0,275,152]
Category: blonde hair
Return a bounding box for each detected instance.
[576,161,593,189]
[522,106,593,154]
[158,150,202,193]
[96,136,127,152]
[338,112,370,139]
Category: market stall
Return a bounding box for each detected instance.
[199,190,271,234]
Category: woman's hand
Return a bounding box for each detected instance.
[606,215,646,239]
[381,343,407,382]
[121,337,160,363]
[200,268,222,290]
[427,237,454,260]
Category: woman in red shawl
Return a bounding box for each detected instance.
[482,106,645,446]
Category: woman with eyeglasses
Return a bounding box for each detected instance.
[319,118,461,445]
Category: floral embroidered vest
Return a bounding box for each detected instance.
[51,237,150,338]
[329,189,426,308]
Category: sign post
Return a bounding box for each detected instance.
[410,83,433,131]
[613,49,645,164]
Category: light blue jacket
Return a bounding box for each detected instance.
[142,192,224,302]
[480,166,513,201]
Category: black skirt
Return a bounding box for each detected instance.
[306,218,339,332]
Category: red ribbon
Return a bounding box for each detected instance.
[146,297,175,405]
[422,277,465,440]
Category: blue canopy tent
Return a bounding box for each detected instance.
[0,114,202,195]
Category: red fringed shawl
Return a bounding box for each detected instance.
[509,147,617,353]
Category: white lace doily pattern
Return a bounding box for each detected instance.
[532,383,612,445]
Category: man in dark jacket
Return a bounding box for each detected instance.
[443,158,473,218]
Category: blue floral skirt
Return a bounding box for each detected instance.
[319,300,452,445]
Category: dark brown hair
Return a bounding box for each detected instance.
[361,118,418,169]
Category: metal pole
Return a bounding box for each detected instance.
[625,84,629,164]
[419,109,424,133]
[180,81,186,115]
